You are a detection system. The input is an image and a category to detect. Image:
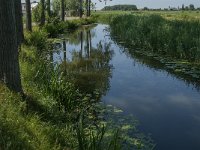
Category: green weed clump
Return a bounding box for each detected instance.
[24,28,48,50]
[71,18,96,26]
[43,17,68,38]
[43,17,96,38]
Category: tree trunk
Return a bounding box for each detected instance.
[15,0,24,45]
[88,0,91,16]
[63,41,67,61]
[25,0,32,31]
[40,0,45,26]
[0,0,22,92]
[86,0,89,17]
[86,31,90,58]
[79,0,83,18]
[89,30,92,54]
[47,0,51,17]
[61,0,65,21]
[80,31,83,58]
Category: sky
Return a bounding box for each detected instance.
[21,0,200,10]
[93,0,200,9]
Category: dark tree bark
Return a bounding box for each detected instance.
[47,0,51,17]
[61,0,65,21]
[15,0,24,45]
[40,0,46,26]
[80,31,83,58]
[25,0,32,31]
[89,30,92,54]
[63,41,67,76]
[63,41,67,61]
[88,0,91,16]
[86,31,90,58]
[79,0,83,18]
[86,0,89,17]
[0,0,22,92]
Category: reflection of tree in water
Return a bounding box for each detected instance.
[115,38,200,91]
[51,25,155,149]
[66,24,97,46]
[60,29,114,100]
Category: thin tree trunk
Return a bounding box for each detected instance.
[25,0,32,31]
[89,30,92,55]
[0,0,22,92]
[80,31,83,58]
[61,0,65,21]
[86,0,89,17]
[79,0,83,18]
[40,0,45,26]
[63,41,67,76]
[63,41,67,61]
[88,0,91,16]
[47,0,51,17]
[15,0,24,45]
[86,31,89,58]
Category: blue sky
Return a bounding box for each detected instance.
[93,0,200,9]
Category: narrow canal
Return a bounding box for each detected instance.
[53,24,200,150]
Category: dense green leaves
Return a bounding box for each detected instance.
[102,5,138,11]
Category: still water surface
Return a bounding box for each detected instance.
[53,24,200,150]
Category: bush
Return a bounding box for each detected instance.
[43,17,68,37]
[43,17,96,38]
[24,29,48,50]
[32,3,41,24]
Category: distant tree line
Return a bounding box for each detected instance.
[102,5,138,11]
[142,4,200,11]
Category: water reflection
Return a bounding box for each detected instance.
[108,26,200,150]
[52,24,200,150]
[112,38,200,92]
[53,25,114,98]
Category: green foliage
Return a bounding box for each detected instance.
[71,17,96,26]
[43,17,67,38]
[32,3,41,23]
[42,17,95,38]
[52,0,80,16]
[102,5,138,11]
[0,84,58,150]
[109,14,200,63]
[24,29,48,50]
[97,13,200,80]
[94,10,200,21]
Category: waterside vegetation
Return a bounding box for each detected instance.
[94,12,200,87]
[0,15,154,149]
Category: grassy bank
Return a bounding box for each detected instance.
[94,10,200,20]
[0,19,154,150]
[95,13,200,82]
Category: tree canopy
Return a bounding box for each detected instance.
[102,5,138,11]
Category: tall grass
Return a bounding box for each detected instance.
[109,14,200,63]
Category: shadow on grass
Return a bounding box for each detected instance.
[23,94,70,124]
[0,120,34,150]
[21,94,75,148]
